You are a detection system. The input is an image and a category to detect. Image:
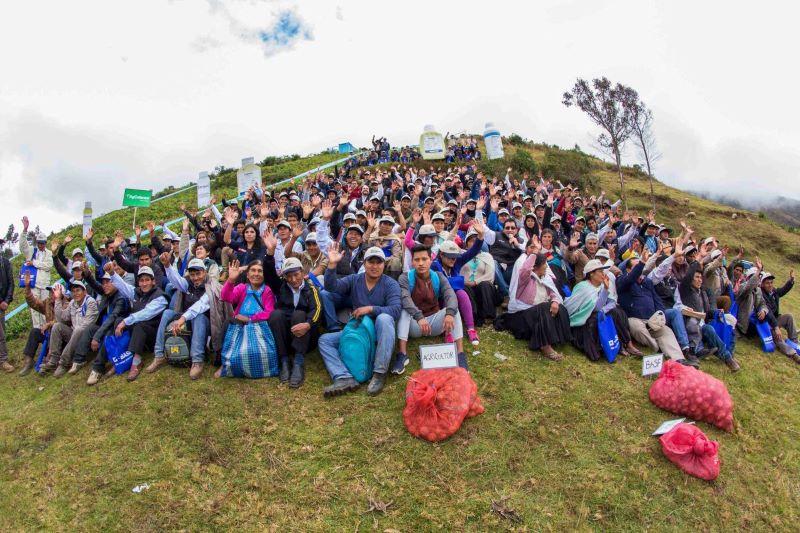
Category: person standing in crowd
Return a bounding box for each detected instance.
[19,216,54,336]
[318,244,401,397]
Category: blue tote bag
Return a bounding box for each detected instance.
[597,311,621,363]
[710,310,735,352]
[749,313,775,353]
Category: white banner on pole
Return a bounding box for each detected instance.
[197,171,211,208]
[237,157,262,196]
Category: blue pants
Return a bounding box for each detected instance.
[494,260,510,297]
[318,313,396,380]
[700,324,732,360]
[320,290,351,331]
[664,308,689,350]
[154,309,209,363]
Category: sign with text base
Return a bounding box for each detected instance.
[420,343,458,370]
[122,188,152,208]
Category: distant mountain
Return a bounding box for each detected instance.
[690,191,800,228]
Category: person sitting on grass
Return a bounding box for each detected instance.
[106,262,169,381]
[394,245,468,374]
[262,244,323,389]
[501,247,572,361]
[18,274,56,376]
[760,269,800,363]
[85,272,131,385]
[41,280,99,378]
[679,261,741,372]
[318,245,401,397]
[148,254,227,380]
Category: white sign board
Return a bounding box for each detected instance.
[652,418,692,436]
[82,201,93,238]
[197,171,211,208]
[420,343,458,370]
[642,353,664,377]
[236,157,261,196]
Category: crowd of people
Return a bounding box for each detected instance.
[0,159,798,397]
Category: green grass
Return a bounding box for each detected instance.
[2,142,800,530]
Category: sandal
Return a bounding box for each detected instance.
[542,350,564,361]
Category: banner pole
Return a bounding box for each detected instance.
[132,207,137,233]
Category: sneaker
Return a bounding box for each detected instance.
[467,329,480,346]
[696,347,718,358]
[366,372,387,396]
[323,377,359,398]
[145,357,167,374]
[725,357,741,372]
[189,363,204,380]
[86,370,102,386]
[53,365,68,378]
[1,361,14,373]
[390,353,409,375]
[67,362,84,375]
[678,358,699,369]
[126,363,142,382]
[18,357,34,376]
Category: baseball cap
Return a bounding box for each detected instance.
[702,237,715,246]
[186,258,206,271]
[308,217,321,227]
[276,220,291,230]
[282,257,303,274]
[71,247,84,258]
[101,272,113,281]
[710,249,723,260]
[761,271,775,282]
[512,202,523,210]
[305,232,317,243]
[595,248,610,260]
[418,224,437,236]
[137,266,155,278]
[35,233,47,243]
[71,261,83,271]
[745,267,759,278]
[364,247,386,262]
[498,208,510,216]
[343,213,356,222]
[69,280,86,290]
[683,245,697,255]
[550,214,562,223]
[439,240,463,257]
[378,216,395,225]
[431,213,445,222]
[583,259,611,278]
[346,224,365,235]
[401,194,411,201]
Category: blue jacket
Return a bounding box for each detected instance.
[616,262,665,320]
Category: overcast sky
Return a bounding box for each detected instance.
[2,0,799,234]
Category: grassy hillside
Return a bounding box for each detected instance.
[1,141,800,531]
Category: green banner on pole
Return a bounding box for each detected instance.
[122,188,152,207]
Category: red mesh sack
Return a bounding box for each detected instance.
[403,368,482,442]
[649,360,734,431]
[659,423,720,481]
[465,373,485,418]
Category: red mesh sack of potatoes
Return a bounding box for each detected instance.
[403,368,483,442]
[649,360,734,431]
[659,423,720,481]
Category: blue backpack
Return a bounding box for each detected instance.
[408,269,440,297]
[340,316,376,383]
[749,313,775,352]
[597,311,620,363]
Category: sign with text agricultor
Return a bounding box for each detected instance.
[419,343,458,370]
[197,171,211,208]
[642,353,664,377]
[122,188,152,208]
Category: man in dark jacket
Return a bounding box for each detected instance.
[0,247,13,372]
[761,270,799,360]
[264,255,322,388]
[86,272,130,385]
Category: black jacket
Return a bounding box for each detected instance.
[0,256,13,304]
[762,278,793,317]
[263,255,322,326]
[93,290,130,342]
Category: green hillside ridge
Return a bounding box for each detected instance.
[1,140,800,530]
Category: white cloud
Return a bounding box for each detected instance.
[1,0,799,232]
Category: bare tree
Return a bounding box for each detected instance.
[563,77,638,208]
[627,101,662,213]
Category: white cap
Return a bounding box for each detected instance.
[418,224,437,236]
[364,247,386,261]
[583,259,611,278]
[282,257,303,274]
[595,248,610,260]
[305,232,317,243]
[35,232,47,242]
[745,267,759,278]
[137,266,155,278]
[69,280,86,290]
[276,220,291,230]
[343,213,356,222]
[101,272,113,281]
[71,247,83,258]
[378,216,395,225]
[702,236,715,246]
[71,261,83,271]
[355,210,367,217]
[761,271,775,282]
[585,232,599,243]
[512,202,523,209]
[439,241,463,257]
[498,208,510,216]
[346,224,364,235]
[186,258,206,271]
[710,249,723,260]
[431,213,445,222]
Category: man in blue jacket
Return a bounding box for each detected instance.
[318,245,401,397]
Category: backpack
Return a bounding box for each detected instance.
[408,269,440,298]
[165,333,192,367]
[339,316,376,383]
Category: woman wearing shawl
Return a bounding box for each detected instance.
[216,259,278,378]
[565,259,637,361]
[503,250,571,361]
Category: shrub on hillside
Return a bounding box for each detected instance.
[509,149,537,175]
[540,149,592,185]
[505,133,528,146]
